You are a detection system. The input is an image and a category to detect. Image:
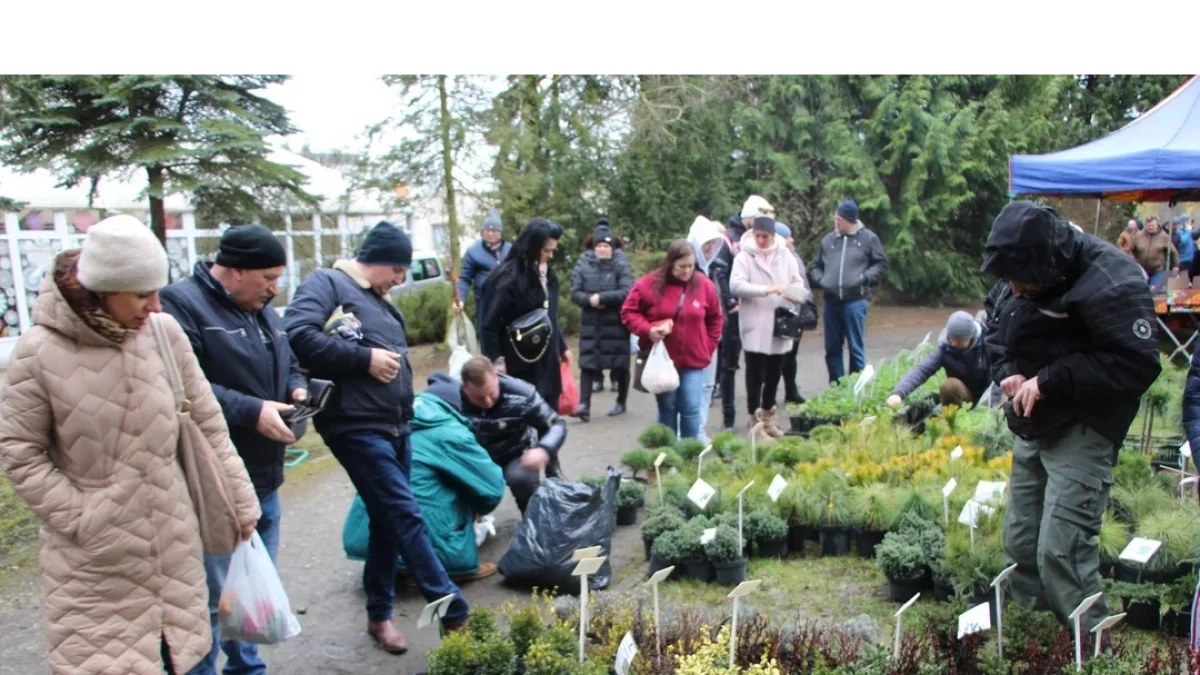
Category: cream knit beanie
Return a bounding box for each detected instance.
[77,215,169,293]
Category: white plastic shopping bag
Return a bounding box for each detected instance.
[449,346,473,381]
[641,342,680,394]
[447,314,479,380]
[218,532,302,645]
[474,514,497,547]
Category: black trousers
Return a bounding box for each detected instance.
[780,334,802,401]
[580,367,629,408]
[744,352,785,414]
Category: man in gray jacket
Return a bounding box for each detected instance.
[809,200,888,383]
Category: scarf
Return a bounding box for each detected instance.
[55,250,140,345]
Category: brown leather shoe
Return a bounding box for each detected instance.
[367,620,409,654]
[450,562,498,583]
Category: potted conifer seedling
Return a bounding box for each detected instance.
[705,524,748,586]
[746,510,789,558]
[641,508,686,561]
[616,482,646,526]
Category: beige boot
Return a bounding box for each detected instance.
[762,407,785,439]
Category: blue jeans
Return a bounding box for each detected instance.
[325,431,468,625]
[696,351,720,443]
[190,491,282,675]
[1148,270,1168,292]
[656,368,705,440]
[823,298,868,384]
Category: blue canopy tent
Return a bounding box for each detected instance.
[1009,75,1200,203]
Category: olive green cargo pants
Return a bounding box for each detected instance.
[1004,423,1114,633]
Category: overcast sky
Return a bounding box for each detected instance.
[265,74,398,153]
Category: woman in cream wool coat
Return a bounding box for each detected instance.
[730,216,810,440]
[0,216,261,675]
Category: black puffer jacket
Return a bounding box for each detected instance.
[449,372,568,467]
[982,201,1161,446]
[716,214,743,368]
[570,249,634,370]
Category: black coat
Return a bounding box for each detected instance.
[160,262,308,497]
[570,249,633,371]
[429,372,568,467]
[479,263,568,407]
[983,204,1161,446]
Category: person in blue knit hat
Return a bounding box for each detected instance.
[808,200,888,383]
[285,220,469,653]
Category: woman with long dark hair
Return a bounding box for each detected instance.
[570,218,634,421]
[621,239,724,440]
[479,217,571,424]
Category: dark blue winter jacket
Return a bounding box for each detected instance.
[457,239,512,318]
[160,261,307,496]
[284,261,414,440]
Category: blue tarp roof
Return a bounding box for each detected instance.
[1009,76,1200,202]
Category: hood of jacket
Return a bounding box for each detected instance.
[688,220,724,274]
[982,201,1082,288]
[737,229,787,257]
[425,371,465,411]
[411,388,471,432]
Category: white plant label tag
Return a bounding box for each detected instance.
[950,446,964,460]
[958,500,995,528]
[853,364,876,395]
[973,480,1006,504]
[700,527,717,545]
[768,474,788,502]
[615,631,638,675]
[943,478,958,497]
[687,478,716,510]
[1119,537,1162,565]
[957,602,992,638]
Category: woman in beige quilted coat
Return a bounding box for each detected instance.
[0,216,261,675]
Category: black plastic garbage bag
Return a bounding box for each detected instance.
[498,467,620,594]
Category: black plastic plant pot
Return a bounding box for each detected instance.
[757,538,789,559]
[647,552,671,578]
[682,558,715,583]
[819,525,853,557]
[852,528,885,558]
[932,576,954,603]
[790,415,814,435]
[1162,607,1192,638]
[616,504,639,526]
[787,525,809,553]
[713,558,749,587]
[1114,561,1189,584]
[642,536,654,561]
[969,587,1001,627]
[1122,598,1162,631]
[1099,558,1114,579]
[887,575,926,603]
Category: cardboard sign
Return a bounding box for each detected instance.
[615,632,638,675]
[957,602,992,638]
[688,478,716,510]
[768,474,788,502]
[1119,537,1162,565]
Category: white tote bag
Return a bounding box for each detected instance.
[640,342,680,395]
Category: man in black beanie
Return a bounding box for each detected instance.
[285,220,469,652]
[160,223,309,674]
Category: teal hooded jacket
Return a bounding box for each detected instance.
[341,391,505,575]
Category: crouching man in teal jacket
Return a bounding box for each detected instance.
[342,382,506,581]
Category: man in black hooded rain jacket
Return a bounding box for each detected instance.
[981,200,1160,634]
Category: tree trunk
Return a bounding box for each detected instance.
[147,165,167,246]
[437,75,461,271]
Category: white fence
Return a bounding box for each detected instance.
[0,210,373,342]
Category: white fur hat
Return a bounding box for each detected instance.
[740,195,774,219]
[77,215,169,293]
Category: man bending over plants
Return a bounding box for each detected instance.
[981,201,1161,634]
[886,311,995,411]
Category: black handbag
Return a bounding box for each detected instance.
[507,302,553,364]
[774,306,803,340]
[798,299,819,330]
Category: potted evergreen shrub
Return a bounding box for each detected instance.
[638,423,676,450]
[677,519,714,582]
[745,509,789,558]
[811,471,853,556]
[649,528,683,577]
[620,448,655,482]
[778,485,810,553]
[616,481,647,526]
[641,508,686,561]
[875,532,928,602]
[850,484,897,558]
[1115,508,1197,583]
[705,524,748,587]
[674,438,707,464]
[1097,509,1128,579]
[1106,579,1166,631]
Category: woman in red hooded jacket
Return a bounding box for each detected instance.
[621,239,724,439]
